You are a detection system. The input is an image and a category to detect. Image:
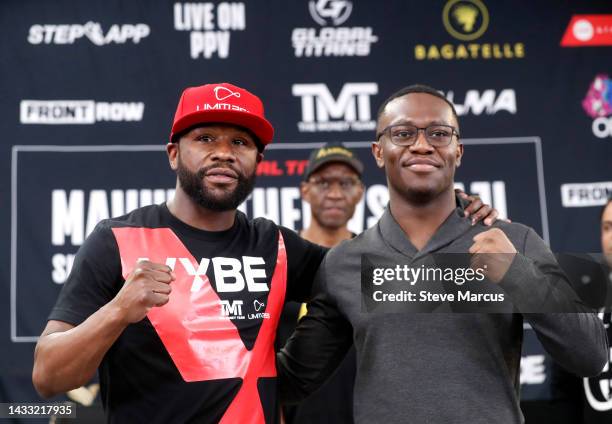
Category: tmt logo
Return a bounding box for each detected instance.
[220,300,244,319]
[292,83,378,132]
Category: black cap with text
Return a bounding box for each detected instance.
[303,142,364,181]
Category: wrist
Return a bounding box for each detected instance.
[101,301,130,328]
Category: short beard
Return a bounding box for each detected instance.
[391,181,440,205]
[176,155,256,212]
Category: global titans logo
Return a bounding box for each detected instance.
[292,0,378,57]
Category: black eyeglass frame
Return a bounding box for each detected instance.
[375,124,461,147]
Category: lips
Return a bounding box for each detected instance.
[321,205,346,216]
[204,167,238,184]
[402,158,441,172]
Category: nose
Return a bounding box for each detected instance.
[210,139,236,162]
[325,182,344,199]
[408,130,434,154]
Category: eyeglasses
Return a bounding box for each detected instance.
[308,177,361,193]
[376,124,460,147]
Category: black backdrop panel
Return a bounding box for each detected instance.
[2,0,611,418]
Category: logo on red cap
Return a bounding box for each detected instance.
[170,83,274,144]
[214,86,242,101]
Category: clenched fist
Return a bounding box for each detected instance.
[469,228,517,283]
[110,260,176,324]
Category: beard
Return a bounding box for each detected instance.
[176,155,256,212]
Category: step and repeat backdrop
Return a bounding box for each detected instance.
[1,0,611,421]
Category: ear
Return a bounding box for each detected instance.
[256,152,264,163]
[455,142,464,168]
[371,141,385,169]
[300,181,311,204]
[167,142,179,171]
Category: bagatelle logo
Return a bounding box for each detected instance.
[583,74,612,139]
[174,2,246,59]
[415,0,524,60]
[292,0,378,57]
[292,82,378,132]
[445,89,517,116]
[561,182,612,208]
[27,22,150,45]
[20,100,145,124]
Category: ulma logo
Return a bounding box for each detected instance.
[414,0,524,61]
[445,89,517,116]
[583,74,612,139]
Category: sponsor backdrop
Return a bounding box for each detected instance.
[1,0,611,421]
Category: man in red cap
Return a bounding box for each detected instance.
[32,83,496,424]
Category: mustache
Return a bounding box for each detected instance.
[196,163,244,180]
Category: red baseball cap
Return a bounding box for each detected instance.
[170,83,274,145]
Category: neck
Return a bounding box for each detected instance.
[301,219,352,248]
[389,187,456,250]
[167,185,236,232]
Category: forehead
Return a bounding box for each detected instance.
[310,162,359,178]
[379,92,456,128]
[183,123,254,139]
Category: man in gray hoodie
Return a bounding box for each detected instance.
[277,84,608,424]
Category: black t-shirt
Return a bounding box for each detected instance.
[48,204,326,424]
